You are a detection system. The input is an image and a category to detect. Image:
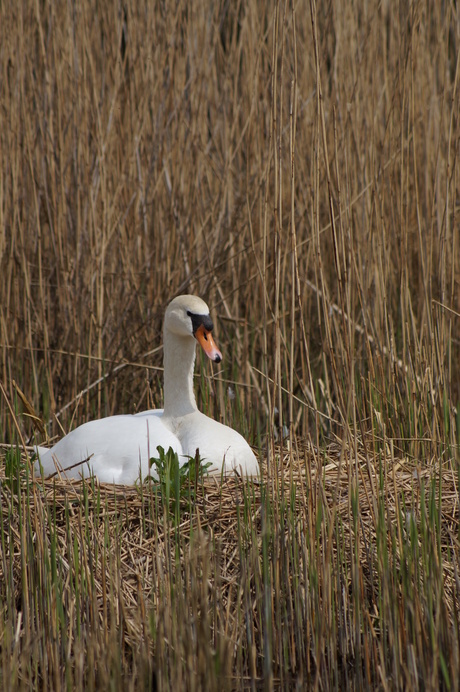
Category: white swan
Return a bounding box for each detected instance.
[34,295,259,483]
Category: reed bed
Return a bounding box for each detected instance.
[1,0,459,689]
[1,439,459,689]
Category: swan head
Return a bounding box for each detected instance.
[164,295,222,363]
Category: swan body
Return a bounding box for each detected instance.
[34,295,259,483]
[35,411,181,484]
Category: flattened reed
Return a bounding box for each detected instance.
[1,438,459,689]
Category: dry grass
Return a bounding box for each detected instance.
[1,0,459,689]
[2,438,460,689]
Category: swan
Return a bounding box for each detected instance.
[34,295,259,483]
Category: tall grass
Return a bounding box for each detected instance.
[1,0,459,689]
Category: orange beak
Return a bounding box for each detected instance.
[195,324,222,363]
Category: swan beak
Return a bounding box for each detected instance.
[195,324,222,363]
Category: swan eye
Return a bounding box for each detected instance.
[194,323,222,362]
[187,310,214,335]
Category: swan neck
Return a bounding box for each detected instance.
[163,329,198,416]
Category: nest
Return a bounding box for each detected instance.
[1,437,459,687]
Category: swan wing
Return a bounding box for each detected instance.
[34,414,182,484]
[171,412,259,476]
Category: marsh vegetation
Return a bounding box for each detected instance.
[1,1,459,689]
